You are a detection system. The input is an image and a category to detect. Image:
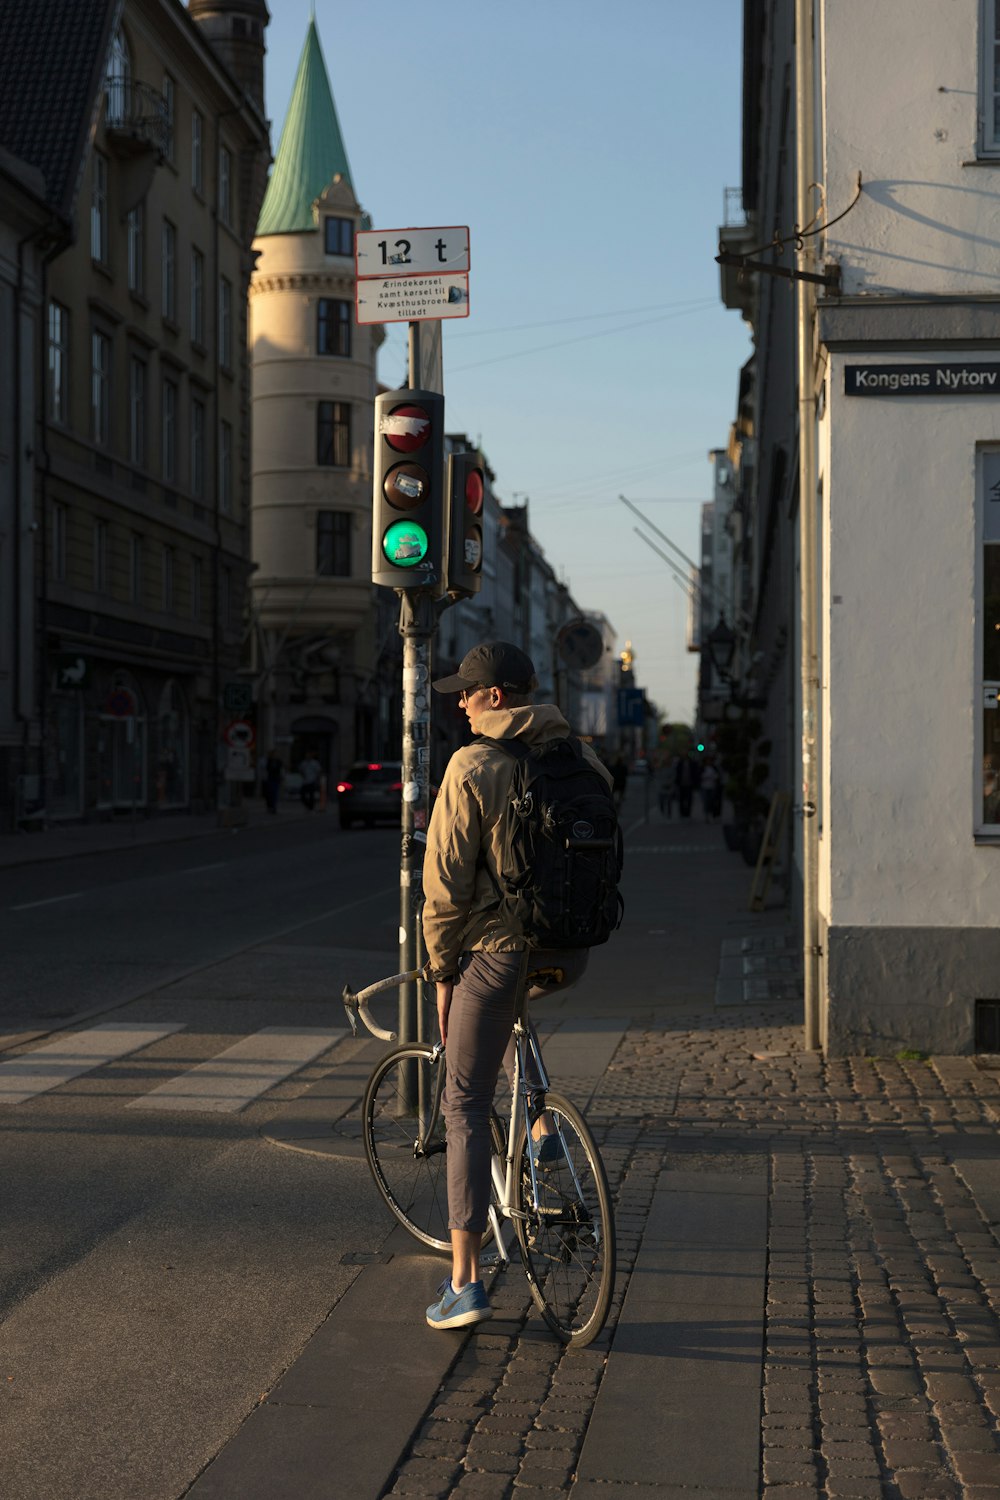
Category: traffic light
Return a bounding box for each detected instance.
[446,450,484,597]
[372,389,446,593]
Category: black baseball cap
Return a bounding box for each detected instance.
[432,641,538,694]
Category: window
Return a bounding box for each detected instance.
[220,420,233,513]
[191,555,202,621]
[52,502,67,583]
[324,216,353,256]
[317,298,351,357]
[47,302,69,425]
[981,2,1000,154]
[220,563,233,627]
[130,534,143,603]
[129,356,146,467]
[93,519,109,593]
[192,109,203,193]
[127,203,144,294]
[162,219,176,320]
[161,377,177,483]
[155,680,188,807]
[91,331,110,445]
[190,396,205,496]
[219,145,232,225]
[91,151,108,263]
[162,544,174,612]
[982,450,1000,826]
[191,247,204,343]
[316,510,351,576]
[162,74,175,162]
[218,276,232,368]
[317,401,351,467]
[105,26,130,125]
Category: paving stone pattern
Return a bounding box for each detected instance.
[383,1003,1000,1497]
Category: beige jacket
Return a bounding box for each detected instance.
[421,704,613,980]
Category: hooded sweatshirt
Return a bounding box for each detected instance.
[421,703,613,981]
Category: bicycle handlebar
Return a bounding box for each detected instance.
[341,968,425,1041]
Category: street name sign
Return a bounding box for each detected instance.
[845,362,1000,396]
[356,273,469,326]
[355,226,470,279]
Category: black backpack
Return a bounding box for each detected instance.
[480,735,624,949]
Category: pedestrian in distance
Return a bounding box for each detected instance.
[659,754,679,818]
[421,640,617,1331]
[675,749,700,819]
[298,750,323,812]
[263,750,283,814]
[610,753,628,810]
[699,754,722,821]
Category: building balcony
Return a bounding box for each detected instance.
[718,187,757,322]
[105,81,170,161]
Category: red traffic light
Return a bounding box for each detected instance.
[464,468,484,514]
[381,403,433,454]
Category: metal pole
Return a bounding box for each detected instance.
[398,590,435,1050]
[796,0,821,1051]
[398,317,435,1052]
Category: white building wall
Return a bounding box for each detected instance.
[823,0,986,298]
[814,0,1000,1052]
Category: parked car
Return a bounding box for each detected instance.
[335,761,403,829]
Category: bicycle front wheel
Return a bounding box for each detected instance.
[363,1043,500,1253]
[513,1091,615,1347]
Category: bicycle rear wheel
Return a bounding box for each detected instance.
[363,1043,500,1253]
[513,1091,615,1347]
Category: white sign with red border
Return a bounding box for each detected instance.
[356,273,470,326]
[355,226,470,280]
[224,719,256,751]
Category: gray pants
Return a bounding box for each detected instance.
[443,947,588,1233]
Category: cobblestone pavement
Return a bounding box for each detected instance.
[381,1002,1000,1498]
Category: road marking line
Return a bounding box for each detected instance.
[10,892,83,912]
[126,1026,346,1114]
[0,1022,186,1106]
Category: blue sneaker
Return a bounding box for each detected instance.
[425,1278,492,1330]
[533,1133,562,1166]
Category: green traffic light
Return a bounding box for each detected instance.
[383,520,429,567]
[696,742,705,752]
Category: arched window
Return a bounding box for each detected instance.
[155,679,189,807]
[106,28,131,125]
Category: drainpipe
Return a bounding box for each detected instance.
[795,0,821,1051]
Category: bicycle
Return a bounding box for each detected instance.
[341,960,616,1348]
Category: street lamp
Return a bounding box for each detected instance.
[707,615,737,681]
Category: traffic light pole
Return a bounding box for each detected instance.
[397,587,437,1049]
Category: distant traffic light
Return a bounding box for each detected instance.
[696,741,706,752]
[372,389,446,593]
[446,450,484,597]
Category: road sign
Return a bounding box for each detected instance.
[223,681,253,715]
[355,226,470,279]
[224,720,256,751]
[106,687,138,719]
[557,619,604,671]
[617,688,645,727]
[55,654,91,690]
[356,273,469,326]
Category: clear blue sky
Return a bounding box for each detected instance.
[262,0,751,724]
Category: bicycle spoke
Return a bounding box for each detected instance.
[514,1093,615,1347]
[364,1045,451,1252]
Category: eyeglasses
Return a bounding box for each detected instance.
[459,685,487,706]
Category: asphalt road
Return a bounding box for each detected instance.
[0,788,743,1499]
[0,819,400,1026]
[0,817,411,1500]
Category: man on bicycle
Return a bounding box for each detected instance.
[421,640,613,1329]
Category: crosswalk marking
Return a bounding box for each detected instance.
[0,1022,186,1106]
[126,1026,346,1114]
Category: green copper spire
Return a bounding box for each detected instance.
[257,18,353,235]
